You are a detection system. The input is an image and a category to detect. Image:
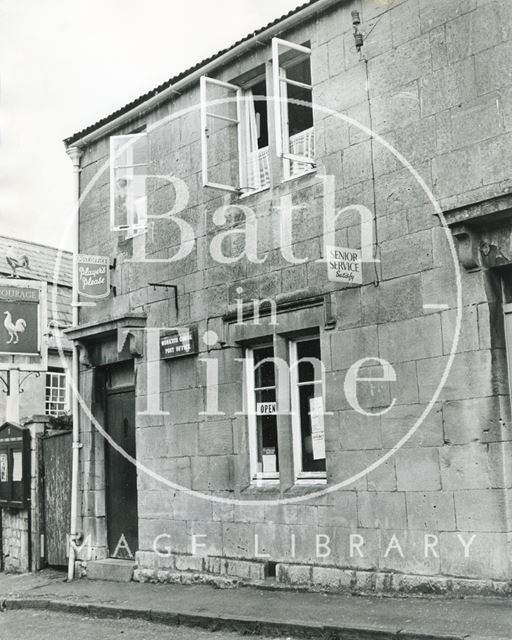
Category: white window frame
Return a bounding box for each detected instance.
[272,37,316,171]
[200,75,243,194]
[109,133,148,237]
[45,369,69,417]
[245,344,280,484]
[289,336,327,484]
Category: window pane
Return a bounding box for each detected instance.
[113,170,147,229]
[253,346,275,388]
[256,388,278,474]
[243,79,271,192]
[131,136,148,166]
[251,79,269,149]
[111,138,131,168]
[250,346,279,477]
[286,59,313,137]
[111,135,147,168]
[286,57,312,85]
[297,337,322,382]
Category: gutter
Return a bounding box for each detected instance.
[65,0,341,149]
[66,146,83,581]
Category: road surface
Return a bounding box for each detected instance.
[0,609,287,640]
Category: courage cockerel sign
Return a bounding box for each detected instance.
[0,285,39,355]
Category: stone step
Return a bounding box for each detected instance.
[87,559,134,583]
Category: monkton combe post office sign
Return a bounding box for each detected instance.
[76,254,110,299]
[0,285,40,355]
[160,326,198,360]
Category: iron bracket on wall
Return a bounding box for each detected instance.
[0,371,10,395]
[19,371,41,394]
[148,283,179,314]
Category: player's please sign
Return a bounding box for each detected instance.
[76,254,110,299]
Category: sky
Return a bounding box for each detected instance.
[0,0,304,249]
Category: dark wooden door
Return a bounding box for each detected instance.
[43,431,72,567]
[105,386,138,558]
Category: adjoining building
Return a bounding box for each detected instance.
[64,0,512,593]
[0,235,73,572]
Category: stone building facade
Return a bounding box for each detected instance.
[65,0,512,593]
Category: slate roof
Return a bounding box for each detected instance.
[0,235,72,287]
[0,235,73,330]
[64,0,320,146]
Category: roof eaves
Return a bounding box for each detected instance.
[64,0,319,146]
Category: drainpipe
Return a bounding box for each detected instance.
[66,145,83,580]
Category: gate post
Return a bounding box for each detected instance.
[27,416,48,571]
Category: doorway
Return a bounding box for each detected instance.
[104,361,138,559]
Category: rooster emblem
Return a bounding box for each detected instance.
[6,253,30,278]
[3,311,27,344]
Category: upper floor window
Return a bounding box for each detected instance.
[200,74,271,195]
[272,38,315,179]
[200,36,315,194]
[45,368,68,417]
[110,133,148,237]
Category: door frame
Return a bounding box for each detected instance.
[102,362,138,559]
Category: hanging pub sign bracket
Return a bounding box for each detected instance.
[0,371,10,395]
[19,370,40,394]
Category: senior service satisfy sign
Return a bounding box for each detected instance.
[76,254,110,299]
[326,246,362,285]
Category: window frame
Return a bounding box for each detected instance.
[272,37,316,175]
[109,132,148,238]
[200,75,243,194]
[244,343,280,485]
[200,73,273,197]
[45,368,69,417]
[289,335,327,484]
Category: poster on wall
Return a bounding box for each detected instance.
[326,246,362,285]
[76,254,110,299]
[0,284,40,355]
[0,453,7,482]
[12,451,22,482]
[309,396,326,461]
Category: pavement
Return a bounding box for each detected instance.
[0,570,511,640]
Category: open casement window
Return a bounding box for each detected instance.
[110,133,148,237]
[289,336,326,483]
[245,344,280,483]
[200,75,271,194]
[200,76,243,193]
[272,38,315,179]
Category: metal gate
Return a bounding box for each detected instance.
[42,431,72,567]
